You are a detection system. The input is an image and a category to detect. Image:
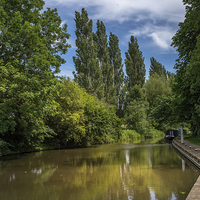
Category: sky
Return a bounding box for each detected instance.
[44,0,186,79]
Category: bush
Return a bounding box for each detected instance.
[120,129,141,142]
[146,128,164,138]
[0,139,13,156]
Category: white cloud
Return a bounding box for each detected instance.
[45,0,185,51]
[128,24,176,50]
[60,20,67,27]
[45,0,185,23]
[150,32,169,49]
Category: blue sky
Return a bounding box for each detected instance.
[44,0,186,79]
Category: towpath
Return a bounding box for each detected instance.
[173,138,200,200]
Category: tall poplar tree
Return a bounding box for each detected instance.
[124,36,148,131]
[109,32,124,96]
[149,57,167,78]
[125,36,145,90]
[108,32,125,116]
[93,20,114,104]
[73,8,104,99]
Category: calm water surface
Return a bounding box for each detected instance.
[0,142,199,200]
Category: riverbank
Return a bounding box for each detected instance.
[0,130,165,157]
[172,138,200,200]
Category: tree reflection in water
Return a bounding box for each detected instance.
[0,144,199,200]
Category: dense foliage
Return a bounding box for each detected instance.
[125,36,145,89]
[144,74,171,109]
[3,0,200,155]
[171,0,200,136]
[73,8,104,100]
[0,2,122,155]
[108,32,125,117]
[0,0,70,154]
[149,57,167,78]
[94,20,115,105]
[45,78,122,147]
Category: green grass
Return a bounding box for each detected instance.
[184,133,200,146]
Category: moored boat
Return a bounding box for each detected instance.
[165,129,179,140]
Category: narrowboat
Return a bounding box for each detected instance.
[165,129,179,140]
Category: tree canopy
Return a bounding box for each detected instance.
[149,57,167,78]
[125,36,145,89]
[171,0,200,135]
[0,0,71,153]
[73,8,104,100]
[144,74,172,109]
[4,2,197,154]
[94,21,115,105]
[171,0,200,67]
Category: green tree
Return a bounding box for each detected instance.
[171,0,200,67]
[0,1,70,72]
[125,36,145,90]
[73,8,104,100]
[149,57,167,78]
[94,20,115,104]
[171,36,200,135]
[171,0,200,135]
[144,74,172,109]
[108,32,124,115]
[124,84,149,135]
[187,36,200,135]
[117,83,127,118]
[0,0,70,153]
[150,95,175,131]
[126,84,146,103]
[44,78,86,147]
[84,95,122,144]
[125,83,146,108]
[125,99,149,135]
[45,77,122,147]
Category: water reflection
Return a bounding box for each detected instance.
[125,150,130,165]
[9,173,15,182]
[31,168,42,174]
[182,159,185,171]
[0,143,199,200]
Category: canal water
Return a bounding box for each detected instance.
[0,141,199,200]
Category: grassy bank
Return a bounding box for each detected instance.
[184,133,200,146]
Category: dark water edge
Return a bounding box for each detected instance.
[0,138,199,200]
[0,135,165,158]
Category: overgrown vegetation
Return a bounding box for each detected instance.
[121,129,164,143]
[120,130,141,143]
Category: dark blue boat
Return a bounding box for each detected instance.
[165,129,187,139]
[165,129,179,139]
